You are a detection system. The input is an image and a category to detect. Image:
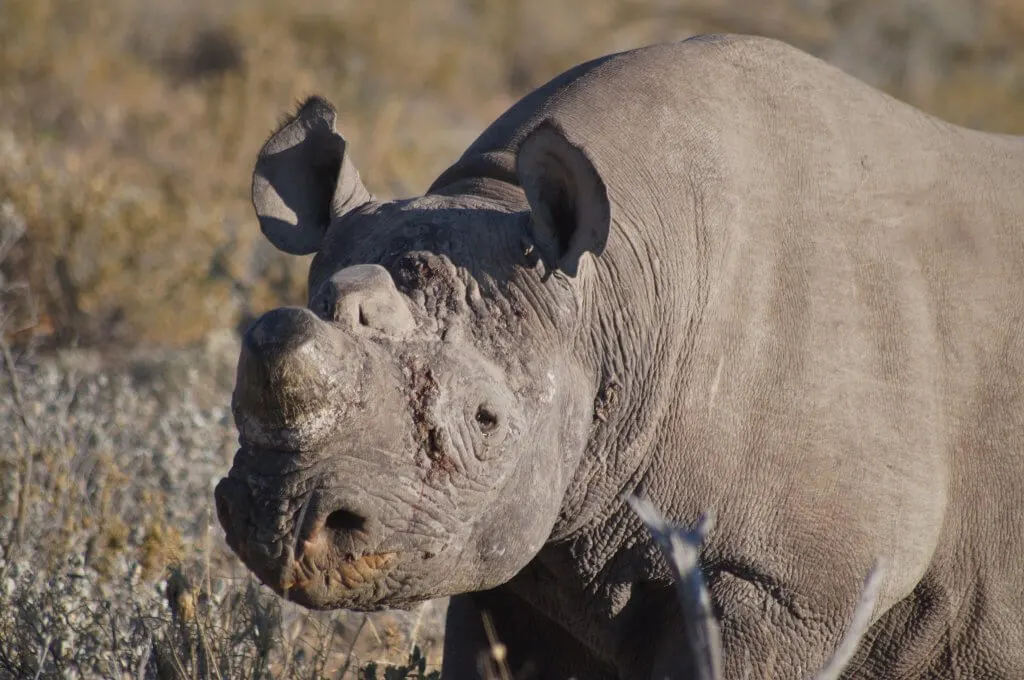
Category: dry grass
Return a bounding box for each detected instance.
[0,0,1023,349]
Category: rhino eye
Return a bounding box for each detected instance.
[474,406,499,435]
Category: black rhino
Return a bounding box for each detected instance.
[214,34,1024,679]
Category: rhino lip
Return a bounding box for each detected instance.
[280,550,398,599]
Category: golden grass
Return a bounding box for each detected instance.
[1,0,1023,348]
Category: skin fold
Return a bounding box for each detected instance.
[214,34,1024,679]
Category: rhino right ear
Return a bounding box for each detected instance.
[252,96,372,255]
[516,119,611,277]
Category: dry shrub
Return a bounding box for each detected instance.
[1,0,1023,349]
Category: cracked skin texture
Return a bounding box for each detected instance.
[214,34,1024,679]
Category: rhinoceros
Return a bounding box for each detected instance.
[213,33,1024,679]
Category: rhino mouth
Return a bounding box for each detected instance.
[215,487,403,608]
[277,550,399,607]
[214,451,446,610]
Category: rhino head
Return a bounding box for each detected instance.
[214,96,611,610]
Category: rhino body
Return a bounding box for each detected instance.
[214,34,1024,679]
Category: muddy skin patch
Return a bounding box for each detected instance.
[402,355,458,482]
[425,428,458,477]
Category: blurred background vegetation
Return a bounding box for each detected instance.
[2,0,1024,351]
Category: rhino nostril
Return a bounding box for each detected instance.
[325,508,367,534]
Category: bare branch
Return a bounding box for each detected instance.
[811,560,885,680]
[31,634,51,680]
[628,495,722,680]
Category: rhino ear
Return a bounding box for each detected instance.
[516,120,610,276]
[251,96,373,255]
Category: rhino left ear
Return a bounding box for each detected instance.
[252,96,373,256]
[516,120,611,276]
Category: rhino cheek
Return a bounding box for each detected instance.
[457,463,565,588]
[469,514,553,588]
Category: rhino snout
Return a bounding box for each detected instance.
[213,477,396,607]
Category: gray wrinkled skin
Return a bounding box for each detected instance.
[215,34,1024,679]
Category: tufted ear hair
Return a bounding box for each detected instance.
[251,96,373,255]
[515,119,611,276]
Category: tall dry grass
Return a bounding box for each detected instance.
[1,0,1023,349]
